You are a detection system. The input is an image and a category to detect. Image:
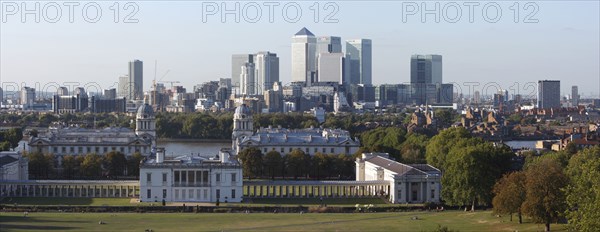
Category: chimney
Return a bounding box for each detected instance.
[156,147,165,163]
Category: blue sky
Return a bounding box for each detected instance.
[1,1,599,98]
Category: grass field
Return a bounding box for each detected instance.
[0,211,567,232]
[0,197,134,206]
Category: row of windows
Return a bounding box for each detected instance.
[146,189,237,200]
[51,146,146,154]
[261,147,338,154]
[146,171,237,185]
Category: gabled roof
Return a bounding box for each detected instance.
[295,27,314,36]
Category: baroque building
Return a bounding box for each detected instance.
[28,104,156,157]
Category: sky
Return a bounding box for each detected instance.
[1,1,599,99]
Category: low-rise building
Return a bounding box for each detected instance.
[356,153,441,204]
[139,148,242,203]
[0,151,28,181]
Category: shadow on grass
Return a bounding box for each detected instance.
[0,215,88,224]
[0,197,94,205]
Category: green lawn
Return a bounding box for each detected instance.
[231,197,390,206]
[0,198,134,206]
[0,211,567,231]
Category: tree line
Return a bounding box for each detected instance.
[24,151,143,180]
[237,148,355,180]
[0,127,23,151]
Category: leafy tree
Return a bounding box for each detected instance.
[0,128,23,150]
[442,140,513,210]
[104,151,127,177]
[400,133,429,163]
[127,152,144,177]
[426,127,471,171]
[62,155,80,179]
[311,153,331,178]
[25,151,54,179]
[286,149,309,179]
[564,142,578,156]
[565,146,600,232]
[263,150,282,180]
[0,141,11,152]
[238,147,263,179]
[492,171,527,223]
[80,153,103,177]
[522,158,568,232]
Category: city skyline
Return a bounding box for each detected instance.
[0,1,598,97]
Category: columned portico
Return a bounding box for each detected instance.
[243,180,390,198]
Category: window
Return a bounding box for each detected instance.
[146,173,152,184]
[70,147,74,153]
[331,148,334,153]
[181,171,187,183]
[289,148,292,152]
[62,147,66,153]
[216,173,221,182]
[103,147,107,153]
[174,171,180,184]
[314,148,317,153]
[231,173,236,182]
[111,147,116,151]
[281,148,284,152]
[78,147,83,153]
[204,189,208,199]
[162,173,167,182]
[188,171,194,184]
[95,147,99,152]
[264,148,267,153]
[231,189,236,199]
[53,147,57,153]
[202,171,209,183]
[189,190,194,199]
[120,147,124,153]
[195,171,202,184]
[431,189,435,199]
[216,189,220,199]
[147,189,151,199]
[398,190,402,200]
[162,189,167,198]
[87,147,91,153]
[175,190,179,200]
[322,148,326,153]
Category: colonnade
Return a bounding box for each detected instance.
[243,180,390,198]
[0,180,139,198]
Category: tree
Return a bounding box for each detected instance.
[492,171,526,223]
[312,153,331,179]
[264,150,282,180]
[564,142,578,156]
[0,128,23,150]
[565,146,600,231]
[426,127,471,171]
[25,151,54,179]
[105,151,127,177]
[400,133,429,164]
[522,158,568,232]
[127,152,144,177]
[80,153,103,177]
[238,147,263,179]
[0,141,11,152]
[62,155,80,179]
[442,140,513,211]
[286,149,309,179]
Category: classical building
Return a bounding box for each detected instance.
[139,148,242,203]
[231,104,360,155]
[356,153,441,204]
[0,151,28,181]
[28,104,156,157]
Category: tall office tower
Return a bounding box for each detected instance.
[292,27,317,86]
[317,53,345,84]
[410,55,443,105]
[57,86,69,96]
[128,60,144,100]
[74,87,87,97]
[572,85,579,106]
[240,63,256,95]
[20,86,36,109]
[0,87,3,104]
[317,36,342,54]
[219,78,232,90]
[231,54,254,89]
[254,51,279,92]
[538,80,561,109]
[346,39,372,85]
[474,91,481,105]
[104,88,117,99]
[118,75,130,99]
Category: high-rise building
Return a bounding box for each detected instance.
[317,36,342,54]
[231,54,254,90]
[317,53,345,84]
[118,60,144,101]
[346,39,372,85]
[572,85,579,106]
[291,27,317,85]
[410,55,443,105]
[538,80,561,109]
[104,88,117,99]
[473,91,481,105]
[20,87,35,109]
[240,63,256,95]
[0,87,3,105]
[57,86,69,96]
[254,51,279,92]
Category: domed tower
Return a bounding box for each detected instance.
[232,104,254,151]
[136,104,156,147]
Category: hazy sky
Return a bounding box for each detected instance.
[1,1,599,98]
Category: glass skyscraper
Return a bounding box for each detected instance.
[345,39,372,85]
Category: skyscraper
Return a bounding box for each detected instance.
[231,54,254,90]
[20,86,35,109]
[254,51,279,92]
[0,87,3,104]
[538,80,561,109]
[291,27,317,85]
[346,39,372,85]
[240,63,256,95]
[104,88,117,99]
[572,85,579,106]
[317,36,342,54]
[410,55,443,105]
[317,53,345,84]
[57,86,69,96]
[129,60,144,100]
[118,74,130,100]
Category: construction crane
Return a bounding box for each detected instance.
[151,60,171,111]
